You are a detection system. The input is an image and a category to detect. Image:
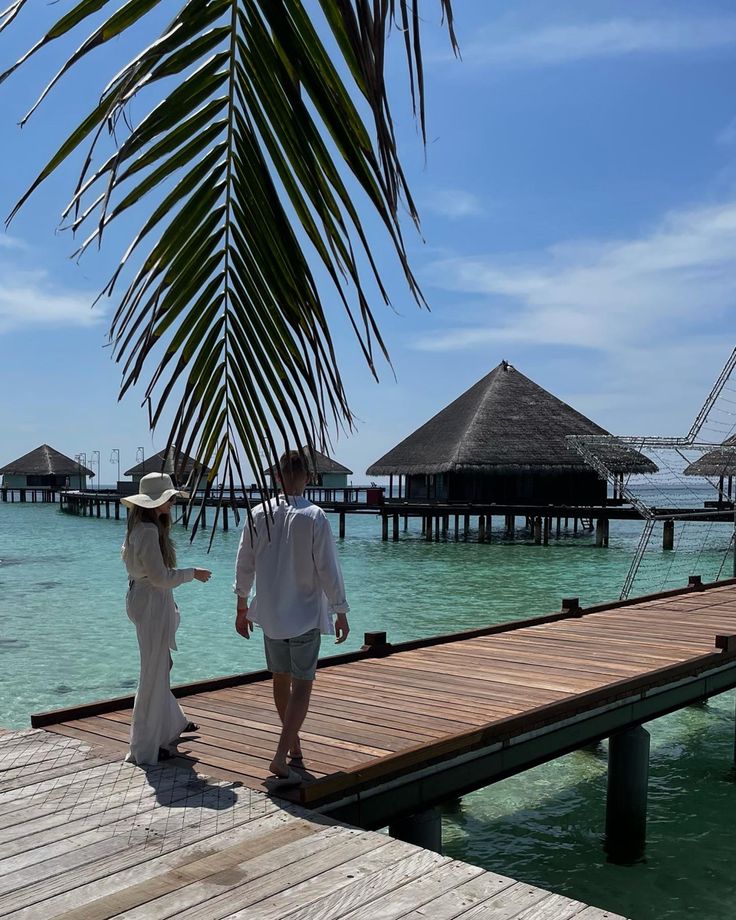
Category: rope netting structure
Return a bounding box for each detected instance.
[568,348,736,599]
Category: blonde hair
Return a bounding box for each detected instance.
[125,505,177,569]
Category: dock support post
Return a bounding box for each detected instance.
[533,517,542,544]
[478,515,486,543]
[435,516,441,542]
[463,514,470,541]
[556,517,561,538]
[596,519,606,547]
[339,512,346,539]
[505,514,514,536]
[404,514,408,532]
[442,515,448,539]
[223,507,229,532]
[389,806,442,854]
[115,502,120,521]
[663,519,674,551]
[426,515,433,541]
[605,725,650,864]
[543,516,550,545]
[381,513,388,542]
[454,515,459,540]
[392,513,399,542]
[574,517,578,535]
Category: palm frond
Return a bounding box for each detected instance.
[2,0,457,529]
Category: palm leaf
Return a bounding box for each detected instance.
[2,0,457,528]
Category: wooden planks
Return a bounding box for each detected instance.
[0,732,619,920]
[37,582,736,806]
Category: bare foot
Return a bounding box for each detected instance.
[269,757,290,779]
[289,737,303,761]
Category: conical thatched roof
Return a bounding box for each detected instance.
[683,435,736,477]
[0,444,94,477]
[124,448,209,478]
[366,361,656,476]
[264,448,352,477]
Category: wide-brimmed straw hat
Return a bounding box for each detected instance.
[121,472,189,509]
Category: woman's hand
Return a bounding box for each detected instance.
[194,568,212,582]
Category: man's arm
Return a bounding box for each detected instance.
[234,523,256,639]
[312,512,350,643]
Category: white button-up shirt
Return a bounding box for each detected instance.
[234,495,349,640]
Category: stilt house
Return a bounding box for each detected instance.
[367,361,654,504]
[684,434,736,501]
[0,444,94,490]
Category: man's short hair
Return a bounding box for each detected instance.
[278,449,310,479]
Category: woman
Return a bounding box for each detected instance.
[121,472,211,765]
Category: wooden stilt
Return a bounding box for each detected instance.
[605,725,650,864]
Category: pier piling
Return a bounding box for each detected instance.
[605,725,650,864]
[389,807,442,854]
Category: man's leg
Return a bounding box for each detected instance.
[270,678,313,777]
[271,672,303,760]
[268,629,320,777]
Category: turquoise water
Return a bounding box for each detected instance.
[1,499,735,919]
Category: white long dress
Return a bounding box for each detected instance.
[122,522,195,765]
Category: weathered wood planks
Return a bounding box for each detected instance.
[0,732,620,920]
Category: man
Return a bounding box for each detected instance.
[234,449,350,783]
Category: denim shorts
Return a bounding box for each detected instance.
[264,628,321,681]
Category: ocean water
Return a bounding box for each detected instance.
[1,498,734,920]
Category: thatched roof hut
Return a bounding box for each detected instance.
[367,361,654,504]
[124,448,209,486]
[683,435,736,477]
[0,444,94,489]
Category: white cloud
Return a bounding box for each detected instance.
[458,18,736,68]
[0,265,102,333]
[0,234,27,251]
[421,188,483,219]
[414,199,736,354]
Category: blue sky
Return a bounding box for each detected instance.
[2,1,736,483]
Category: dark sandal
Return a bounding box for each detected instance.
[158,747,173,761]
[182,722,199,733]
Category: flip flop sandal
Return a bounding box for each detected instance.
[158,747,173,761]
[288,755,305,768]
[182,722,199,733]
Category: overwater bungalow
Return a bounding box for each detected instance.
[684,434,736,501]
[367,360,654,505]
[0,444,94,491]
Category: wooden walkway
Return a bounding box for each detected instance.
[32,579,736,827]
[0,729,623,919]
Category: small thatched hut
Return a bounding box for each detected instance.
[366,361,655,505]
[265,448,352,488]
[683,434,736,499]
[0,444,94,490]
[124,448,209,488]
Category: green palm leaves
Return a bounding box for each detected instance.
[1,1,456,516]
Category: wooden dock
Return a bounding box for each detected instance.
[0,729,624,919]
[31,579,736,835]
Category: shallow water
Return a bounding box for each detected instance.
[0,499,734,920]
